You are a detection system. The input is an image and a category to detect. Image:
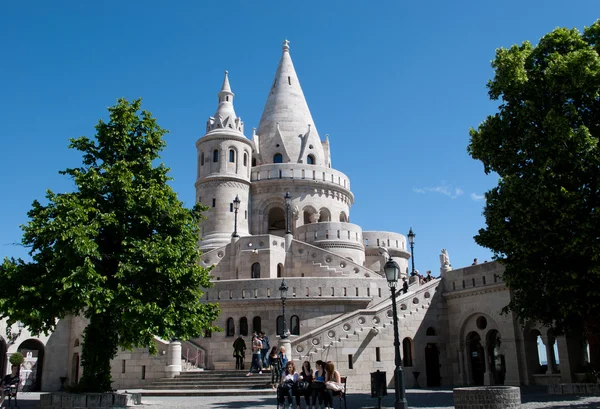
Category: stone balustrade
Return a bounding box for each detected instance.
[251,163,350,191]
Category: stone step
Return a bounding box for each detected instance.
[138,388,275,396]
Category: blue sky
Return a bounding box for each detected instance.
[1,1,597,272]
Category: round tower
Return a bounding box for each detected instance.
[195,71,253,251]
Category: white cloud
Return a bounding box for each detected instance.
[470,193,485,201]
[412,185,464,199]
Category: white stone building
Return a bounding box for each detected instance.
[0,41,593,392]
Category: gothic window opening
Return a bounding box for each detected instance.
[307,155,315,165]
[277,263,283,278]
[226,317,235,337]
[274,153,283,163]
[290,315,300,335]
[239,317,248,336]
[229,149,235,163]
[251,263,260,278]
[402,337,413,367]
[243,152,248,166]
[253,316,261,333]
[213,150,219,162]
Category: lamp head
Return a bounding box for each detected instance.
[279,279,288,300]
[285,191,291,206]
[233,195,241,210]
[408,227,415,245]
[384,257,399,288]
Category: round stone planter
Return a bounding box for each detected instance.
[453,386,521,409]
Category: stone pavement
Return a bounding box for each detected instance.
[8,387,600,408]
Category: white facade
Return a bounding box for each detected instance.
[0,40,592,392]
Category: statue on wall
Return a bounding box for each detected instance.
[440,249,452,274]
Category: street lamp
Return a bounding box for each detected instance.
[232,195,241,238]
[384,257,408,409]
[284,191,292,235]
[408,227,415,276]
[279,279,289,339]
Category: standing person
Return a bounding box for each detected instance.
[260,331,270,367]
[277,361,298,409]
[246,333,263,376]
[295,360,313,409]
[311,360,326,409]
[402,277,409,294]
[268,346,282,389]
[232,336,247,370]
[323,360,341,409]
[278,346,288,380]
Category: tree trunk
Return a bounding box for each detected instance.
[79,313,119,392]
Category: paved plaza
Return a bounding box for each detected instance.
[7,387,600,409]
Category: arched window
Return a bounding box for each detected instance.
[307,155,315,165]
[274,153,283,163]
[339,212,348,222]
[290,315,300,335]
[251,263,260,278]
[240,317,248,336]
[213,149,219,162]
[276,315,284,336]
[402,338,413,367]
[426,327,437,336]
[252,157,257,167]
[226,317,235,337]
[277,263,283,278]
[243,152,248,166]
[229,149,235,163]
[253,316,262,333]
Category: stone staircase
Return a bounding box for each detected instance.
[143,369,274,396]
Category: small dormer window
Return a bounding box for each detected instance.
[307,155,315,165]
[226,96,229,101]
[274,153,283,163]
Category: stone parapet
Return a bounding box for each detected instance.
[40,392,142,408]
[453,386,521,409]
[548,383,600,395]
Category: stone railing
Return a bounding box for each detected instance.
[287,279,441,359]
[202,276,389,303]
[251,163,351,191]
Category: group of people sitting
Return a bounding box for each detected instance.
[276,359,343,409]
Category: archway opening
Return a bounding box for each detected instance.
[466,331,485,386]
[268,207,286,234]
[425,343,441,387]
[18,338,45,391]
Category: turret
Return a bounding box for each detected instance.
[196,71,252,251]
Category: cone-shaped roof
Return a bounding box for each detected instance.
[256,40,324,165]
[205,70,244,135]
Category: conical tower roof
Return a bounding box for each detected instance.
[205,71,244,135]
[256,40,325,165]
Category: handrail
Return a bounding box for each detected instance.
[289,278,441,347]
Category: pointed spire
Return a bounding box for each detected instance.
[205,70,244,134]
[256,40,325,164]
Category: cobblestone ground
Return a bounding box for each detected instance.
[10,387,600,409]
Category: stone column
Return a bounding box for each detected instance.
[546,336,558,374]
[165,341,182,378]
[279,338,292,363]
[483,344,491,385]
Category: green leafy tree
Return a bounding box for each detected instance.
[0,99,219,392]
[468,20,600,370]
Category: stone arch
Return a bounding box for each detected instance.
[277,263,283,278]
[252,316,262,333]
[303,205,318,225]
[239,317,248,336]
[290,315,300,335]
[226,317,235,337]
[268,207,286,232]
[18,338,45,391]
[466,331,485,386]
[251,263,260,279]
[339,211,348,222]
[319,207,331,222]
[486,329,506,385]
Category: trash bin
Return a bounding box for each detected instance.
[371,370,387,408]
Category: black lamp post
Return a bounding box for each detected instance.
[284,191,292,235]
[232,195,240,238]
[279,279,288,339]
[408,227,416,276]
[384,257,409,409]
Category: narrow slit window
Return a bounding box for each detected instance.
[288,76,291,85]
[376,347,381,362]
[212,198,216,207]
[348,355,353,369]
